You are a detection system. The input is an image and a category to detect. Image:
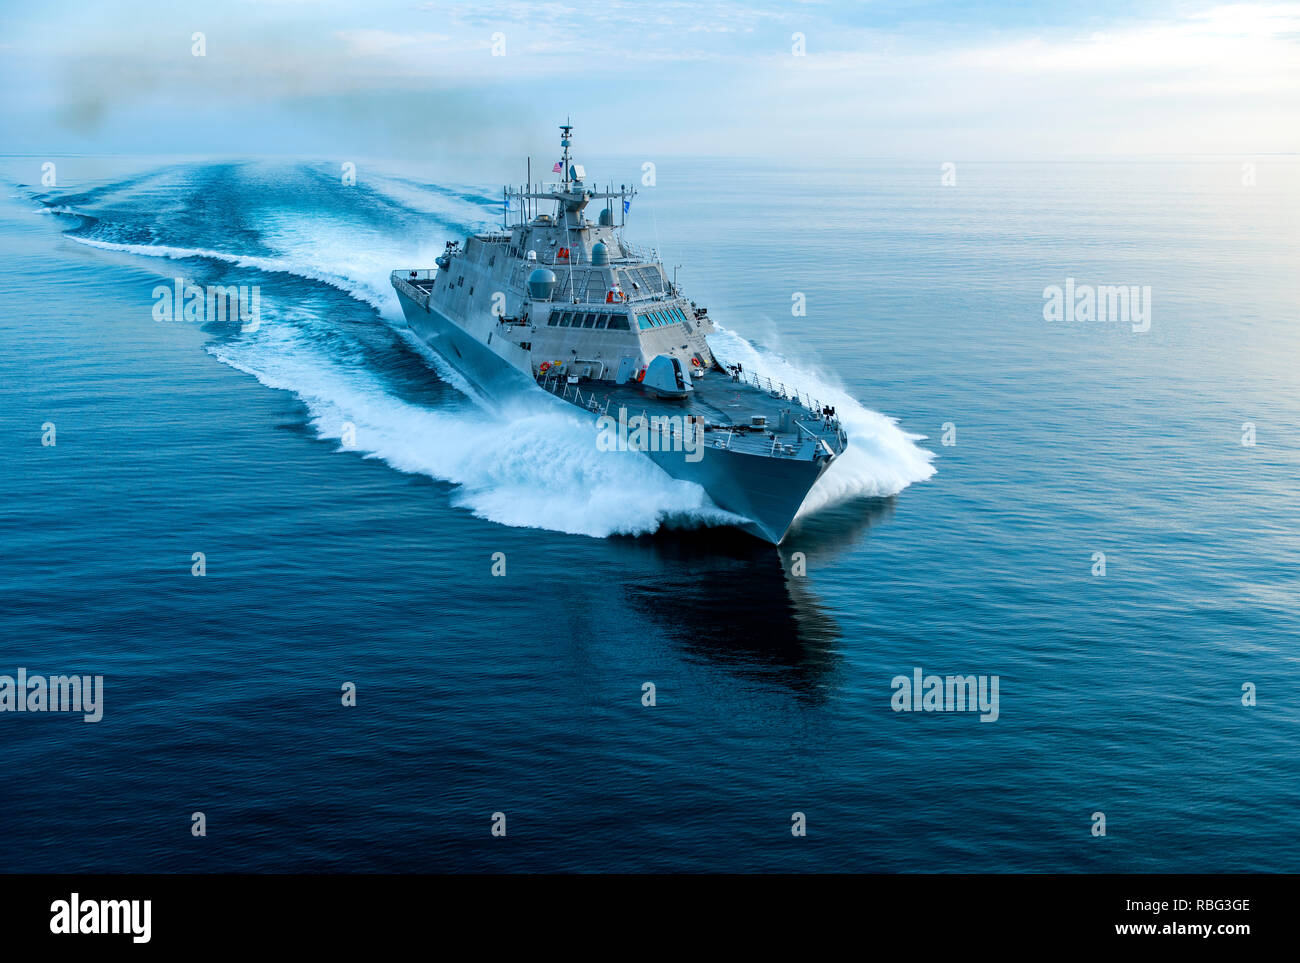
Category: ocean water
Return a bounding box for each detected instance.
[1,153,1296,872]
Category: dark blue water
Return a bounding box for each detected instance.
[1,155,1296,871]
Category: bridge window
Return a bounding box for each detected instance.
[637,314,650,330]
[548,314,559,326]
[609,315,630,331]
[583,313,597,328]
[596,315,609,329]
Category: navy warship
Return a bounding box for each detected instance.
[391,122,846,543]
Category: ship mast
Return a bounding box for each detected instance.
[560,121,574,297]
[560,119,573,191]
[509,119,635,236]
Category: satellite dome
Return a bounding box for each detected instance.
[598,207,614,226]
[590,241,610,267]
[528,267,557,300]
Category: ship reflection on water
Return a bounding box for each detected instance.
[606,496,896,698]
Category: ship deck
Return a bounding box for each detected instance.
[539,367,847,461]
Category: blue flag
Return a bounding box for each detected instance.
[623,199,631,213]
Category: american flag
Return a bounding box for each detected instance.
[552,161,563,173]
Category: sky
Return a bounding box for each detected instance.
[1,0,1297,161]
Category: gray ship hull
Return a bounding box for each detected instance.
[395,285,828,543]
[396,286,536,402]
[645,445,830,543]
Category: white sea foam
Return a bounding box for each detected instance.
[68,234,394,311]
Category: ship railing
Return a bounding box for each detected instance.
[512,246,591,269]
[617,242,660,263]
[543,293,670,310]
[532,250,634,270]
[391,271,433,309]
[528,181,634,199]
[535,372,612,415]
[621,287,671,304]
[544,251,591,266]
[730,369,824,417]
[529,253,578,268]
